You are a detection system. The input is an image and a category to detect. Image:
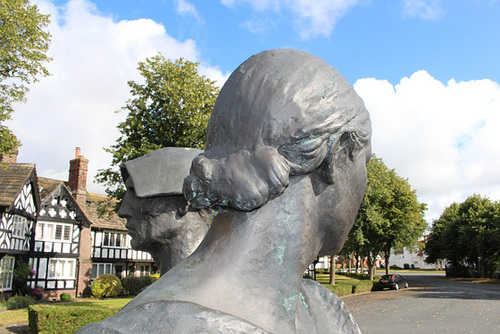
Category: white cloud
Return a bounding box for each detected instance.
[291,0,359,39]
[8,0,226,194]
[220,0,360,39]
[354,71,500,222]
[401,0,444,20]
[174,0,202,22]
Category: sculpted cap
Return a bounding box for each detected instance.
[121,147,202,197]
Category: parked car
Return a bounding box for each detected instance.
[378,274,409,290]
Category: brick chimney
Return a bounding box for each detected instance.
[68,147,93,297]
[0,146,19,163]
[68,147,89,207]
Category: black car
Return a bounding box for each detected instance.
[378,274,409,290]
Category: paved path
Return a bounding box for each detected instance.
[0,324,27,334]
[343,273,500,334]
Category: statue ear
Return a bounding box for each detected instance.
[320,132,357,185]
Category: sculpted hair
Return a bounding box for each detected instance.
[183,49,371,211]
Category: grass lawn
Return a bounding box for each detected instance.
[0,309,28,327]
[0,297,132,327]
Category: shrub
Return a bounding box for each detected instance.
[121,275,157,295]
[91,274,122,298]
[14,261,33,279]
[6,295,35,309]
[29,304,121,334]
[403,263,410,269]
[60,293,72,301]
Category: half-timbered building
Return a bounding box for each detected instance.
[27,177,91,299]
[1,148,157,299]
[0,152,40,297]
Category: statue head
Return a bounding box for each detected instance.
[183,49,371,254]
[118,148,211,263]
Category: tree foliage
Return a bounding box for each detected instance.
[96,54,220,213]
[425,195,500,278]
[0,0,51,154]
[344,155,427,279]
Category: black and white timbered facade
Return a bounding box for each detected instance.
[0,151,158,299]
[28,178,90,294]
[91,229,154,278]
[0,163,40,294]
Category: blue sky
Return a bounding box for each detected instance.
[51,0,500,85]
[9,0,500,223]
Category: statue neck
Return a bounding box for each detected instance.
[126,175,323,333]
[188,175,323,332]
[152,228,206,276]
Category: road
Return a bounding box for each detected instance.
[343,273,500,334]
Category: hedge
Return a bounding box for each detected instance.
[325,278,378,296]
[28,304,121,334]
[330,283,354,296]
[352,280,376,294]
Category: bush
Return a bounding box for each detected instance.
[29,304,121,334]
[6,295,35,309]
[60,293,72,301]
[121,275,157,295]
[403,263,410,269]
[91,274,121,298]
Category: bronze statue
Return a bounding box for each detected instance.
[119,147,211,275]
[77,49,371,333]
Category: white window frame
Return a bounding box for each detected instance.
[139,265,151,277]
[0,256,15,291]
[91,263,114,279]
[102,232,127,248]
[11,215,27,238]
[36,222,72,242]
[47,258,76,279]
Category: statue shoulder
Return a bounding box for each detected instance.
[297,279,361,334]
[76,299,271,334]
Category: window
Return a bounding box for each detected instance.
[36,222,72,242]
[0,256,15,291]
[48,259,76,279]
[102,232,126,248]
[91,263,114,279]
[139,265,151,277]
[11,215,27,238]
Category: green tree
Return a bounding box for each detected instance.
[426,195,500,278]
[0,0,51,154]
[347,155,427,280]
[96,54,220,213]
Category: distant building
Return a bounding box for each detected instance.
[0,148,154,300]
[389,239,444,270]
